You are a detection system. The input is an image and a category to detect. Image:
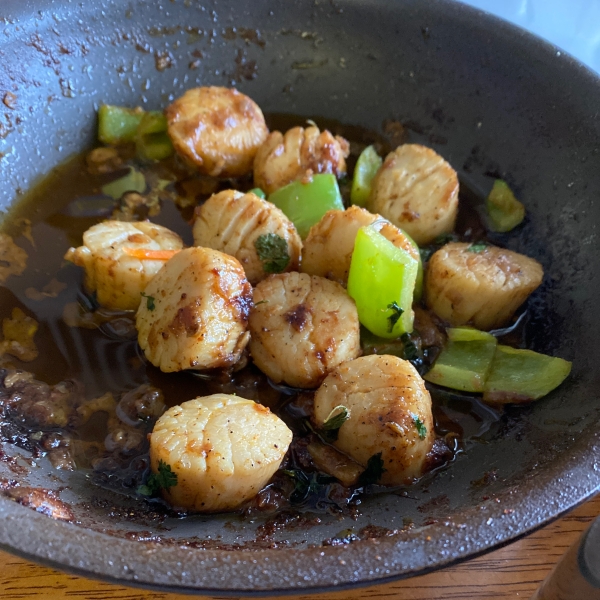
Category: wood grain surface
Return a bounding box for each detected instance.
[0,493,598,600]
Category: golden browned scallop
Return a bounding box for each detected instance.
[253,125,350,195]
[313,355,435,485]
[64,221,184,311]
[136,247,252,372]
[301,206,419,284]
[368,144,459,245]
[424,242,544,330]
[150,394,292,512]
[192,190,302,284]
[248,272,360,388]
[165,86,268,178]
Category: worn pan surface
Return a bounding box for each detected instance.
[0,0,599,594]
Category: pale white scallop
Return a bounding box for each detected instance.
[149,394,292,512]
[166,86,268,178]
[368,144,459,246]
[136,247,252,372]
[64,220,183,311]
[193,189,302,284]
[248,272,361,388]
[424,242,544,330]
[253,125,349,195]
[301,206,419,284]
[313,355,435,485]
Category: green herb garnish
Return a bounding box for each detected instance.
[141,291,155,311]
[322,405,350,431]
[467,242,487,253]
[358,452,386,486]
[254,300,269,306]
[254,233,290,274]
[412,414,427,439]
[387,301,404,333]
[137,460,178,496]
[401,333,419,361]
[282,469,335,504]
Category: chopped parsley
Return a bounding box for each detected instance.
[322,405,350,431]
[387,301,404,333]
[467,242,487,253]
[254,233,290,274]
[401,333,420,361]
[282,469,336,504]
[412,414,428,440]
[254,300,269,306]
[140,291,155,311]
[358,452,386,486]
[137,460,178,496]
[321,405,350,440]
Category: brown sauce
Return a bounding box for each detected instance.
[0,113,512,516]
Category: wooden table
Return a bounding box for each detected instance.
[1,493,598,600]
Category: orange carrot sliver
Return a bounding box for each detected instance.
[123,247,180,261]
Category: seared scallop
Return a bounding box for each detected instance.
[424,242,544,330]
[253,125,350,195]
[64,221,183,311]
[313,355,435,485]
[165,86,269,178]
[149,394,292,512]
[248,272,361,388]
[368,144,459,245]
[193,190,302,284]
[136,247,252,372]
[301,206,419,284]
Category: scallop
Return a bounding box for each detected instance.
[248,272,361,388]
[301,206,419,284]
[313,355,435,485]
[165,86,269,178]
[253,125,350,195]
[424,242,544,330]
[64,221,184,311]
[368,144,459,245]
[193,189,302,284]
[149,394,292,512]
[136,247,252,372]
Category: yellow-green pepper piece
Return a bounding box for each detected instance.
[400,228,423,302]
[486,180,525,232]
[249,187,266,199]
[268,174,344,238]
[483,345,571,404]
[351,145,382,207]
[347,225,418,338]
[135,112,174,161]
[424,327,497,392]
[98,105,144,145]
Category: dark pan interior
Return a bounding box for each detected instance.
[0,0,599,594]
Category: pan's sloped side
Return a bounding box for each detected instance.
[0,0,599,593]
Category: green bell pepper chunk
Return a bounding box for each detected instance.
[268,174,344,238]
[249,188,266,199]
[347,225,418,338]
[350,145,382,207]
[399,228,423,303]
[424,327,497,392]
[483,345,571,404]
[101,167,146,200]
[486,180,525,233]
[135,112,174,161]
[98,105,145,145]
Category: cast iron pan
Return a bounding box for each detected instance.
[0,0,599,594]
